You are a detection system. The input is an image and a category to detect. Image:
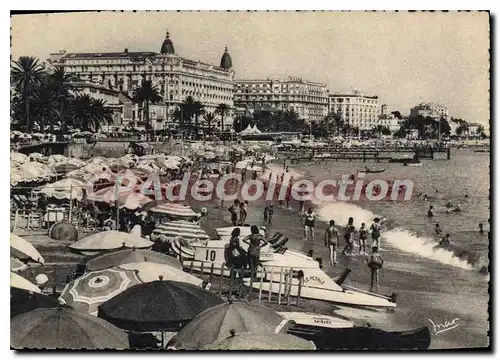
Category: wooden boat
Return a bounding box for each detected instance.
[403,162,422,167]
[357,168,385,174]
[288,324,431,350]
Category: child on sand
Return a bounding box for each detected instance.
[366,246,383,292]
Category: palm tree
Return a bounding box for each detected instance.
[11,56,45,132]
[215,103,230,134]
[69,94,113,132]
[133,80,162,140]
[47,68,77,133]
[192,101,205,139]
[203,112,216,136]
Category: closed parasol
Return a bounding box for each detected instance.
[86,248,182,271]
[11,307,129,350]
[202,331,316,350]
[11,272,41,293]
[10,233,44,264]
[58,267,142,315]
[98,280,224,332]
[68,230,154,253]
[171,302,293,349]
[118,262,204,286]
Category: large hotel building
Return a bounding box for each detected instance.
[48,32,235,130]
[409,102,449,120]
[233,77,329,123]
[328,91,381,130]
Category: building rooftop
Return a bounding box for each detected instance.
[160,31,175,55]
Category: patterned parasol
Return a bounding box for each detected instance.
[59,267,142,315]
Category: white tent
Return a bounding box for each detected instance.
[240,124,262,136]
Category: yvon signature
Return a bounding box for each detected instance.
[428,318,460,335]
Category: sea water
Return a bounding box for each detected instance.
[285,148,490,348]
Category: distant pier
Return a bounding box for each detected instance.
[287,147,451,163]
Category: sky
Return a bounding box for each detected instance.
[11,11,490,127]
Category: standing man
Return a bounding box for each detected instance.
[303,208,316,242]
[324,220,340,266]
[228,199,240,226]
[370,217,382,248]
[366,246,383,293]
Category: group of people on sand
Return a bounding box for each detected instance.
[227,199,249,226]
[225,225,269,297]
[323,216,384,292]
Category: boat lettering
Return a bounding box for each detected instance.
[303,276,325,286]
[313,318,331,324]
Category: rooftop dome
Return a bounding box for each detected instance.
[220,46,232,70]
[161,31,175,55]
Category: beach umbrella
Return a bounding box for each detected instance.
[10,258,28,272]
[98,280,224,332]
[171,303,292,349]
[202,332,316,350]
[11,287,65,318]
[52,162,82,174]
[10,152,28,163]
[28,152,45,161]
[11,272,41,293]
[86,248,182,271]
[69,230,154,253]
[47,154,68,164]
[11,307,129,350]
[147,202,200,221]
[58,267,142,316]
[152,221,209,242]
[118,192,152,210]
[11,233,45,264]
[118,262,204,286]
[39,178,86,201]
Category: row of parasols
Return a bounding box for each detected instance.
[10,230,315,350]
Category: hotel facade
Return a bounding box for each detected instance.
[409,102,449,120]
[48,32,235,130]
[233,77,329,123]
[328,91,381,130]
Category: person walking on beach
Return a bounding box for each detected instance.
[238,201,248,226]
[324,220,340,266]
[228,227,246,297]
[303,208,316,241]
[263,204,274,225]
[479,223,485,235]
[359,222,368,255]
[342,217,354,255]
[370,217,382,248]
[228,200,240,226]
[243,225,268,276]
[366,246,383,293]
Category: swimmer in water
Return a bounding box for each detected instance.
[427,205,434,218]
[423,194,428,201]
[435,223,444,237]
[439,233,451,246]
[452,204,462,213]
[446,200,453,208]
[479,223,485,234]
[465,194,469,198]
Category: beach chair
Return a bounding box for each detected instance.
[27,211,42,229]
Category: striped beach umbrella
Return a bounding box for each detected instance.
[152,221,209,242]
[59,267,142,315]
[148,202,200,221]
